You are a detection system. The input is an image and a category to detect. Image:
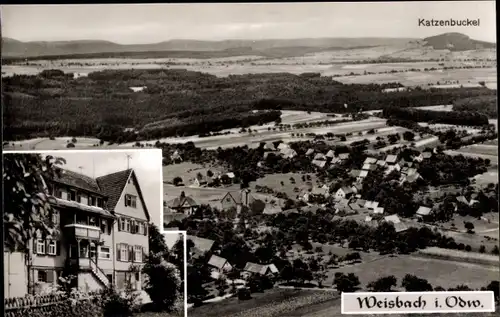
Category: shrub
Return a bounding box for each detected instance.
[238,287,252,300]
[66,143,75,148]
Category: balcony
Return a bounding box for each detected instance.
[65,223,101,240]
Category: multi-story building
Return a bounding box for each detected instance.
[5,168,150,297]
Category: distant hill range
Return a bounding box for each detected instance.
[421,32,496,51]
[1,33,495,59]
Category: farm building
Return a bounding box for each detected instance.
[208,255,233,273]
[165,191,199,215]
[416,206,433,221]
[243,263,279,277]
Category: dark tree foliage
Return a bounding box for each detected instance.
[383,107,489,126]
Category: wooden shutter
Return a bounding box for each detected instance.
[144,224,148,236]
[118,218,122,231]
[46,270,54,284]
[128,245,133,262]
[124,195,128,207]
[56,241,61,256]
[33,239,38,254]
[116,243,121,261]
[131,221,136,234]
[107,220,112,235]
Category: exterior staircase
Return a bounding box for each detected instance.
[89,258,110,287]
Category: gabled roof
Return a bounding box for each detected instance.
[338,186,354,195]
[362,163,377,171]
[350,169,362,177]
[422,152,432,158]
[166,194,199,209]
[385,155,398,163]
[326,150,335,158]
[244,262,278,275]
[393,222,408,233]
[356,199,367,207]
[373,207,384,214]
[364,200,380,209]
[226,172,235,178]
[187,235,215,253]
[456,196,469,204]
[264,143,276,151]
[364,157,378,165]
[53,168,101,194]
[263,204,283,215]
[221,191,241,204]
[338,153,350,160]
[208,255,229,269]
[405,173,421,183]
[311,186,329,196]
[365,216,373,222]
[416,206,432,216]
[305,148,315,156]
[359,170,369,178]
[312,160,327,168]
[376,160,387,166]
[314,153,327,161]
[95,168,130,207]
[53,197,114,218]
[277,143,289,150]
[384,214,401,224]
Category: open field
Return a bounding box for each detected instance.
[333,67,497,87]
[458,144,498,157]
[445,150,498,165]
[162,162,225,186]
[328,254,498,290]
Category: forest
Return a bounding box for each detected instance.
[453,95,497,118]
[3,68,495,142]
[382,107,490,126]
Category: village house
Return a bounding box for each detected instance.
[385,163,401,175]
[312,154,327,168]
[416,206,433,221]
[383,215,408,233]
[311,185,330,197]
[305,148,315,156]
[263,143,276,151]
[325,150,335,159]
[399,159,414,168]
[4,168,151,298]
[220,188,255,211]
[207,255,233,273]
[192,174,208,187]
[187,235,215,259]
[165,191,200,215]
[338,153,350,161]
[456,195,469,205]
[373,206,385,214]
[362,163,377,171]
[376,160,387,167]
[385,155,398,165]
[364,200,380,210]
[363,157,378,165]
[281,147,298,159]
[277,143,289,151]
[335,186,354,199]
[262,204,283,215]
[243,262,279,278]
[400,172,422,184]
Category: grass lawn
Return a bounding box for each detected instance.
[459,144,499,157]
[250,172,319,199]
[162,162,225,185]
[326,254,498,290]
[188,288,338,317]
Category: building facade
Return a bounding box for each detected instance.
[5,168,150,298]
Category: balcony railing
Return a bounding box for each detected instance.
[65,223,101,239]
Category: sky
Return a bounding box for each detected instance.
[1,2,496,44]
[41,149,163,229]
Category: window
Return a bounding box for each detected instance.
[47,240,57,255]
[134,246,143,262]
[138,222,144,235]
[119,218,126,231]
[99,246,111,259]
[100,219,108,234]
[125,194,137,208]
[125,219,131,232]
[36,239,46,254]
[89,196,96,206]
[69,190,77,201]
[89,216,97,227]
[120,244,128,261]
[51,210,59,225]
[97,197,104,208]
[89,245,97,259]
[38,270,47,283]
[54,187,63,198]
[77,193,82,203]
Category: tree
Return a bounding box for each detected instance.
[173,177,183,186]
[492,245,499,255]
[464,222,475,233]
[484,281,499,301]
[142,225,180,312]
[207,170,214,178]
[403,131,415,142]
[66,142,75,148]
[479,245,486,253]
[333,272,360,293]
[4,154,65,252]
[401,274,433,292]
[367,276,398,292]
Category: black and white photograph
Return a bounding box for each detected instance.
[1,1,499,317]
[3,150,185,317]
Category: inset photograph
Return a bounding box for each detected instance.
[2,149,187,317]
